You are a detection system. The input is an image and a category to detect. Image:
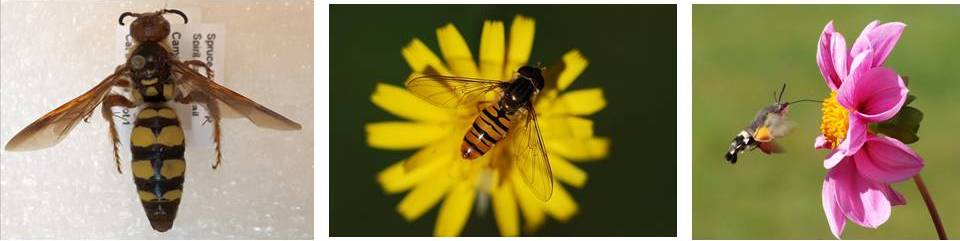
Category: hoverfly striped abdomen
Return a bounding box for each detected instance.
[130,106,185,231]
[462,105,514,159]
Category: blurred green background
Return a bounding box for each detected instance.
[694,5,960,239]
[331,5,676,236]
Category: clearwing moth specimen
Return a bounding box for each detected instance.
[5,9,302,232]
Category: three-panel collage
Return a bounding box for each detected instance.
[0,1,956,240]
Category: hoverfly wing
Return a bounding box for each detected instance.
[506,107,554,201]
[404,74,505,109]
[5,70,125,151]
[171,61,302,130]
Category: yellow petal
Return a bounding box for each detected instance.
[544,184,578,222]
[366,121,449,150]
[548,137,610,161]
[396,170,454,221]
[492,181,519,236]
[403,136,458,172]
[550,154,587,188]
[377,147,452,193]
[437,23,480,78]
[371,83,451,122]
[556,49,589,91]
[539,88,606,116]
[504,15,535,77]
[479,20,506,80]
[512,173,546,233]
[434,181,476,236]
[538,116,594,139]
[402,38,451,75]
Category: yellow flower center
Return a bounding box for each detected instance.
[820,92,849,149]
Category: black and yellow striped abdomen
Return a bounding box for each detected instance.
[129,105,185,232]
[461,104,513,159]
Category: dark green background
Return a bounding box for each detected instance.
[694,5,960,239]
[331,5,677,237]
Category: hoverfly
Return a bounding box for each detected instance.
[725,84,818,164]
[4,9,302,232]
[406,66,553,201]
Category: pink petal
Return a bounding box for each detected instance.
[815,135,832,150]
[830,34,849,89]
[853,67,908,123]
[844,50,873,95]
[850,20,880,59]
[836,116,868,157]
[829,160,892,229]
[824,150,846,169]
[822,175,847,239]
[854,135,924,183]
[852,21,906,68]
[868,22,906,67]
[881,184,907,206]
[817,21,844,90]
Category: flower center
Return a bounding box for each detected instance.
[820,92,849,149]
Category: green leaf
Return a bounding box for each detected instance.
[875,106,923,144]
[905,94,916,106]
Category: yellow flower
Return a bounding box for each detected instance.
[820,92,849,149]
[366,15,609,236]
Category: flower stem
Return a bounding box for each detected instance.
[914,175,947,240]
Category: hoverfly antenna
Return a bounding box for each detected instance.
[163,9,188,24]
[118,12,138,26]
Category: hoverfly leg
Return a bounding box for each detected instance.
[101,94,136,174]
[176,90,223,169]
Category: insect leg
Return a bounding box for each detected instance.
[101,93,135,174]
[183,60,214,80]
[176,90,223,169]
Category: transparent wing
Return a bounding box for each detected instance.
[405,74,506,109]
[506,106,554,201]
[5,69,125,151]
[171,61,302,130]
[764,113,795,138]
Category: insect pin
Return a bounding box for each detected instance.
[4,9,302,232]
[724,84,820,164]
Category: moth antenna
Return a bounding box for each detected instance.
[777,83,787,104]
[118,12,138,26]
[163,9,188,24]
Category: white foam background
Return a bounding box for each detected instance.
[0,1,314,239]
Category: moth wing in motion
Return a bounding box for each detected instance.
[505,107,554,201]
[171,61,302,130]
[752,110,793,154]
[757,141,784,154]
[5,70,124,151]
[404,73,506,109]
[764,111,795,139]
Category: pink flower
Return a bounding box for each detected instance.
[815,20,924,239]
[820,136,923,238]
[816,20,909,165]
